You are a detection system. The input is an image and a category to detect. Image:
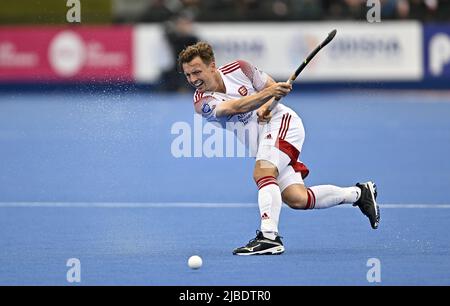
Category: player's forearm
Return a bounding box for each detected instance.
[235,90,276,113]
[216,90,274,117]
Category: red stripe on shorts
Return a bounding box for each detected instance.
[276,138,309,179]
[277,114,287,139]
[281,115,291,139]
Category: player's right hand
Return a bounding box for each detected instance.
[266,82,292,99]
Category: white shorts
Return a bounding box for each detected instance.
[256,107,309,192]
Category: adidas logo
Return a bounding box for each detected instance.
[265,134,272,139]
[261,213,270,220]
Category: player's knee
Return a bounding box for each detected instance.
[253,160,278,183]
[282,187,309,210]
[284,197,308,210]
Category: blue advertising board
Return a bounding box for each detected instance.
[424,24,450,81]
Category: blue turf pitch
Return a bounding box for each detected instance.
[0,91,449,285]
[1,204,450,285]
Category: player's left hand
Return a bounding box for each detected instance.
[257,108,272,124]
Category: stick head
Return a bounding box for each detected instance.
[323,29,337,46]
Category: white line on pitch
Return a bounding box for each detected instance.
[379,204,450,209]
[0,202,450,209]
[0,202,254,208]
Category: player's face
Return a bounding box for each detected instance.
[182,57,216,92]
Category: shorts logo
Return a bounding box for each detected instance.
[265,133,272,139]
[238,86,248,96]
[202,103,212,114]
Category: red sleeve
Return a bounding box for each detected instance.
[237,60,268,91]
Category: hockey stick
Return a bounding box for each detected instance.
[266,29,337,113]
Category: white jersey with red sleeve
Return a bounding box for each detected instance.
[192,60,270,156]
[192,60,309,187]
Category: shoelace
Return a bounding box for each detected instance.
[246,230,263,245]
[247,230,283,245]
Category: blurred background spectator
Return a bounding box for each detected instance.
[120,0,450,23]
[159,10,200,92]
[2,0,447,25]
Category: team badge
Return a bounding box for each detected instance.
[238,86,248,96]
[202,103,212,114]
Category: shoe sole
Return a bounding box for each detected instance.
[234,245,285,256]
[367,181,380,229]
